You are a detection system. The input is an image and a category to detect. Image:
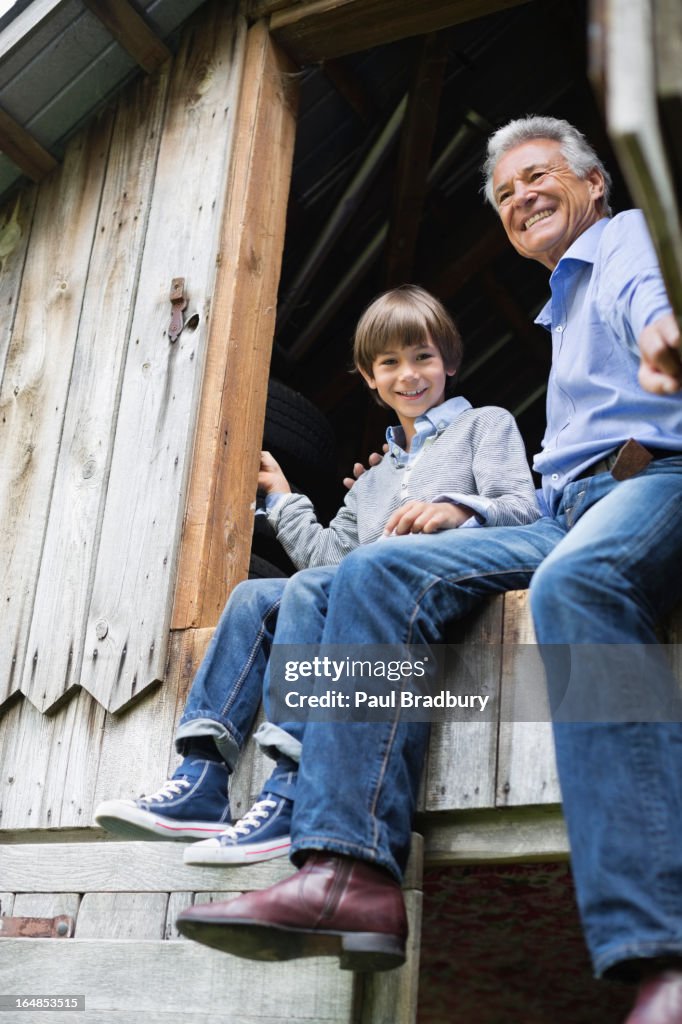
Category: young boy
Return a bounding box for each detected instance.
[95,285,539,864]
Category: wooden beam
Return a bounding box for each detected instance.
[0,106,57,181]
[480,269,550,368]
[270,0,535,65]
[83,0,171,74]
[277,95,406,330]
[323,57,375,122]
[246,0,293,17]
[427,221,509,301]
[172,22,299,629]
[600,0,682,321]
[656,0,682,182]
[384,32,448,286]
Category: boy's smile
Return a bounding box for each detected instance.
[360,337,455,446]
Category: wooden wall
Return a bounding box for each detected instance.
[0,3,246,720]
[0,1,301,835]
[0,2,280,833]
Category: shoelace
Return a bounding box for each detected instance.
[140,777,191,803]
[219,798,277,840]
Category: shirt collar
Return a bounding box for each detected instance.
[535,217,610,329]
[386,395,472,456]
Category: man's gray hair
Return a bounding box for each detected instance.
[482,115,612,215]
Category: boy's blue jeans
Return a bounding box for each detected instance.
[176,457,682,977]
[175,567,338,795]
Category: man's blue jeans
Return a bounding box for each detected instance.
[287,458,682,978]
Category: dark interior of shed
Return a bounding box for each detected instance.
[262,0,633,526]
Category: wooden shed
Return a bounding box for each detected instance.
[0,1,680,1021]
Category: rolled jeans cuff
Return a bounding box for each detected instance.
[595,940,682,981]
[175,717,241,771]
[253,722,302,764]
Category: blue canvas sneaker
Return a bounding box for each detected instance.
[184,791,292,865]
[94,757,231,841]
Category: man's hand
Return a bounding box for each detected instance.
[258,451,291,495]
[342,448,386,490]
[638,313,682,394]
[383,500,475,536]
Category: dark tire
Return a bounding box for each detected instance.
[251,512,297,576]
[262,379,337,493]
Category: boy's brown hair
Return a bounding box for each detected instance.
[353,286,463,400]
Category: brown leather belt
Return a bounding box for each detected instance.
[579,439,682,482]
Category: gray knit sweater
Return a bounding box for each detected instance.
[267,404,540,569]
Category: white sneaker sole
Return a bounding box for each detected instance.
[94,800,230,842]
[184,835,292,865]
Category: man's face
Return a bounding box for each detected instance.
[491,139,605,269]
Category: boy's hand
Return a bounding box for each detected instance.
[258,451,291,495]
[383,500,475,536]
[638,313,682,394]
[343,447,388,490]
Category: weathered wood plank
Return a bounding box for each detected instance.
[656,0,682,181]
[423,600,503,812]
[11,892,81,920]
[165,890,193,939]
[81,5,248,710]
[22,65,171,715]
[421,807,569,865]
[496,590,560,807]
[172,20,299,629]
[270,0,535,65]
[0,189,36,373]
[0,689,107,830]
[0,939,354,1020]
[0,842,297,893]
[91,669,179,823]
[0,894,13,917]
[0,113,113,710]
[355,889,422,1024]
[83,0,172,73]
[76,892,168,938]
[604,0,682,317]
[0,836,422,892]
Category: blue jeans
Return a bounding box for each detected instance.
[288,458,682,978]
[176,569,338,797]
[176,576,284,769]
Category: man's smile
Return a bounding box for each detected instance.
[523,209,555,230]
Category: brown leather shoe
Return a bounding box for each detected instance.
[625,972,682,1023]
[176,853,407,972]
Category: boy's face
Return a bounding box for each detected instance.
[360,336,454,430]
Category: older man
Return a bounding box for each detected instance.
[177,117,682,1023]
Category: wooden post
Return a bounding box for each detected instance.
[172,21,299,629]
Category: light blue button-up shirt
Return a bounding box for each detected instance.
[385,395,472,466]
[534,210,682,513]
